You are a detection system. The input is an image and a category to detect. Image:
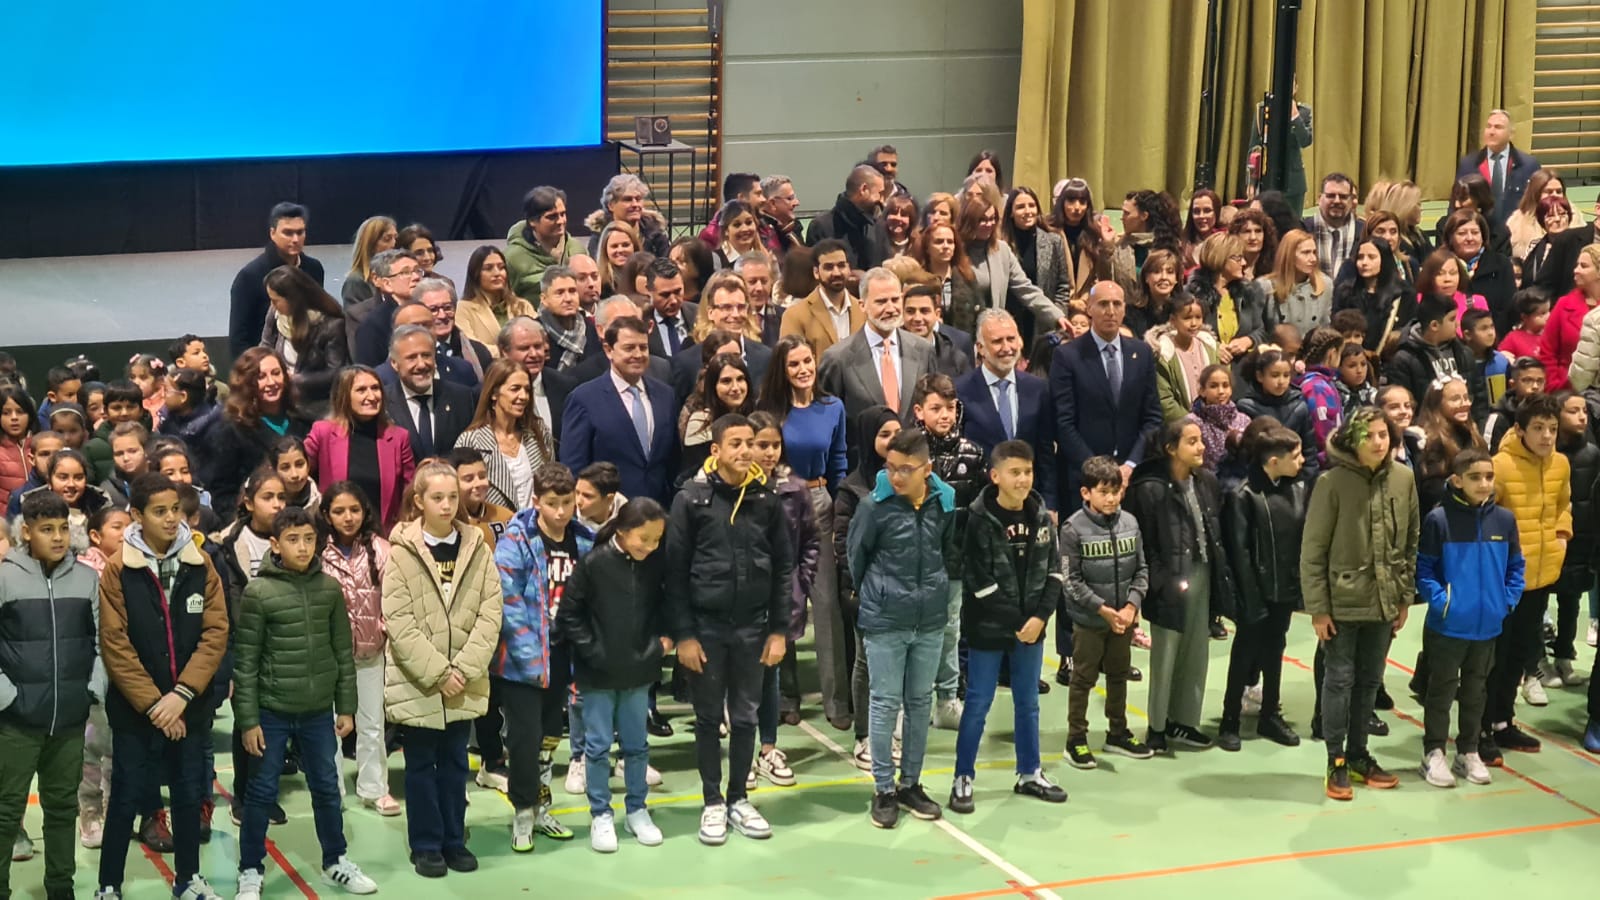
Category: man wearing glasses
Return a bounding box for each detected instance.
[417,278,492,387]
[1302,174,1363,280]
[349,249,423,367]
[669,271,772,403]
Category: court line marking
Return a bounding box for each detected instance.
[930,816,1600,899]
[212,781,319,898]
[797,719,1064,900]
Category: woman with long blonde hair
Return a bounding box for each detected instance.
[595,220,642,296]
[1260,229,1331,335]
[342,216,398,307]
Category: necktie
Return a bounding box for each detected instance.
[663,316,680,354]
[1491,151,1505,200]
[627,384,651,450]
[1104,343,1123,402]
[415,394,434,458]
[994,378,1015,440]
[879,336,899,412]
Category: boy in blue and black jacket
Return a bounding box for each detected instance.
[1416,447,1525,789]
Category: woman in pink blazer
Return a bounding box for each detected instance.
[304,365,416,528]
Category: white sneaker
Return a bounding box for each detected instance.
[613,759,664,787]
[80,816,104,849]
[175,874,222,899]
[234,870,264,900]
[11,829,31,861]
[746,767,758,791]
[1539,658,1565,688]
[511,808,535,853]
[321,856,378,895]
[92,888,121,900]
[1453,751,1492,785]
[851,738,872,772]
[475,766,508,793]
[1587,618,1597,648]
[932,698,963,730]
[1419,749,1456,788]
[564,759,587,794]
[698,803,728,846]
[590,812,619,853]
[1241,684,1263,716]
[1556,658,1589,686]
[728,798,772,839]
[1521,674,1550,706]
[625,808,663,846]
[756,747,797,786]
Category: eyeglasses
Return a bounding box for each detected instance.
[886,462,928,480]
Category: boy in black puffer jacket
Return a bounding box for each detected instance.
[1219,425,1310,751]
[947,442,1066,814]
[910,373,986,728]
[1384,294,1488,426]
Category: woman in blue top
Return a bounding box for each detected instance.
[758,335,851,728]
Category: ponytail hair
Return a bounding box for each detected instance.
[1243,346,1289,387]
[594,496,667,548]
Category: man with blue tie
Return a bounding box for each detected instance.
[956,310,1054,508]
[1456,110,1541,229]
[559,315,679,504]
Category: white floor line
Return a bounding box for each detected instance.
[797,720,1063,900]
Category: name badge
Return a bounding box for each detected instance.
[186,594,204,614]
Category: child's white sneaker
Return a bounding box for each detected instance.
[625,808,663,846]
[590,812,618,853]
[564,758,586,794]
[613,759,664,786]
[852,738,872,771]
[728,799,771,839]
[174,874,222,899]
[1555,658,1588,686]
[698,803,728,846]
[1453,752,1492,785]
[1241,684,1263,716]
[321,856,377,895]
[932,698,963,730]
[235,869,264,900]
[1419,749,1455,788]
[1521,674,1549,706]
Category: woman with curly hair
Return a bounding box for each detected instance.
[201,347,310,521]
[1112,189,1185,290]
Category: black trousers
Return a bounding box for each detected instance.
[1485,589,1547,727]
[1222,605,1294,724]
[474,678,506,767]
[688,624,765,807]
[1422,629,1494,755]
[497,678,565,812]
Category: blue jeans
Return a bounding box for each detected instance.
[581,685,651,817]
[955,639,1044,778]
[936,580,963,699]
[864,629,943,793]
[400,721,471,855]
[239,710,345,874]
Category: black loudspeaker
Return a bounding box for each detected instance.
[634,115,672,146]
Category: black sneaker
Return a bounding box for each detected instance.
[646,711,674,738]
[1103,730,1156,760]
[442,847,478,873]
[1063,739,1097,769]
[1209,617,1228,640]
[1365,714,1390,737]
[1167,723,1213,749]
[1347,755,1399,788]
[1128,665,1143,682]
[870,790,899,829]
[896,784,942,820]
[411,851,447,878]
[1257,713,1301,747]
[1325,758,1353,800]
[1478,730,1504,767]
[1054,658,1074,687]
[1494,724,1542,753]
[1037,678,1051,695]
[1013,771,1068,803]
[1216,723,1242,752]
[1145,728,1169,754]
[1373,685,1395,710]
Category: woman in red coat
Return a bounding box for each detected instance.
[1537,244,1600,391]
[304,365,416,528]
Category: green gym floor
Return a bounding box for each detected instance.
[19,615,1596,899]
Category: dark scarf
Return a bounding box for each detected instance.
[1014,226,1039,284]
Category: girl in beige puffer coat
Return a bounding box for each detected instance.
[381,461,502,871]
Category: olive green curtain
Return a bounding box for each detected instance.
[1014,0,1536,208]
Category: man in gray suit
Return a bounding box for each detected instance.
[818,267,935,463]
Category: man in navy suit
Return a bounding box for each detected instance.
[570,296,674,386]
[644,258,698,360]
[956,309,1054,506]
[1456,109,1540,229]
[559,315,679,504]
[668,270,773,403]
[383,324,477,460]
[1051,280,1163,500]
[902,284,973,378]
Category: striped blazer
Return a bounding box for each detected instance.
[453,424,552,510]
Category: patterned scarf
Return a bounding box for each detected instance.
[1190,397,1244,471]
[540,309,585,371]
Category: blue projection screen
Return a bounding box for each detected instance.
[0,1,602,167]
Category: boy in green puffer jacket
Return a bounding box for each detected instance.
[232,507,375,899]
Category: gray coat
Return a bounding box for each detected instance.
[818,327,936,451]
[1059,505,1148,630]
[971,242,1065,336]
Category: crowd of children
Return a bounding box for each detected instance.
[0,213,1597,899]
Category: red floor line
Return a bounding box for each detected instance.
[140,843,175,885]
[1515,721,1600,768]
[931,817,1600,900]
[211,781,321,899]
